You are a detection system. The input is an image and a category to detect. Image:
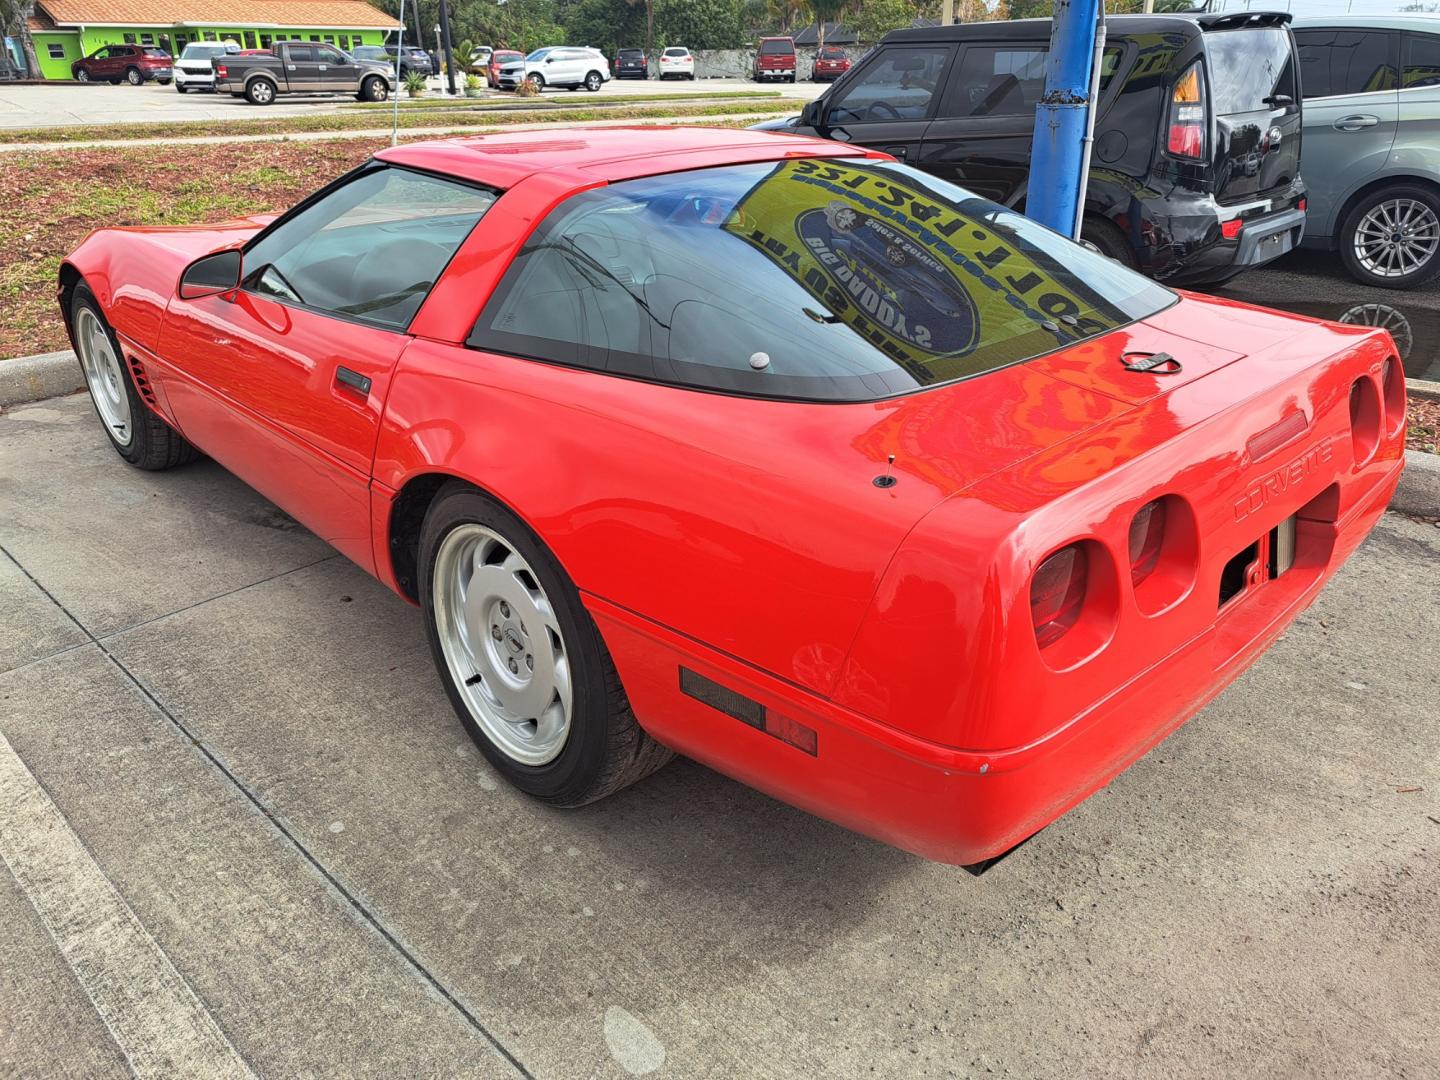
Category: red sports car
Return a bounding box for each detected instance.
[59,128,1405,868]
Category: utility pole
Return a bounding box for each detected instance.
[438,0,456,95]
[1026,0,1103,239]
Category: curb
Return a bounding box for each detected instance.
[0,350,82,408]
[1,348,1437,515]
[1393,450,1440,517]
[1409,376,1440,404]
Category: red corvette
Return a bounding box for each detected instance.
[59,128,1405,868]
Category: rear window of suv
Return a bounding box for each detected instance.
[1204,28,1296,114]
[760,40,795,55]
[469,159,1173,402]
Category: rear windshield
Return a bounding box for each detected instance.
[619,48,644,56]
[760,40,794,55]
[664,48,688,57]
[820,47,846,58]
[1205,28,1295,114]
[469,159,1173,402]
[143,48,169,57]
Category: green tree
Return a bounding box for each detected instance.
[847,0,916,44]
[654,0,745,49]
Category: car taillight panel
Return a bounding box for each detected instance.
[1030,540,1120,669]
[1167,61,1207,161]
[1031,544,1088,649]
[1381,357,1406,438]
[1128,500,1166,587]
[1127,495,1198,615]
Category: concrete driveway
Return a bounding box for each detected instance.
[0,77,819,129]
[1,393,1437,1078]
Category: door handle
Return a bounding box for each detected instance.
[1333,114,1379,131]
[335,367,371,395]
[883,145,908,159]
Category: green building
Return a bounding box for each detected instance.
[27,0,400,80]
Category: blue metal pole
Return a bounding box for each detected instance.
[1026,0,1102,238]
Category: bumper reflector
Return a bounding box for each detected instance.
[679,668,818,756]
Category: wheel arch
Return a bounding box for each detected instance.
[1330,172,1440,251]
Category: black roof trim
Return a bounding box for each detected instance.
[880,16,1203,45]
[1194,11,1292,30]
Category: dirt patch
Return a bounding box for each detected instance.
[0,139,386,359]
[1408,396,1439,454]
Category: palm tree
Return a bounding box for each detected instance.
[810,0,846,48]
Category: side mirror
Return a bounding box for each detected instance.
[179,249,242,300]
[1263,93,1295,109]
[801,98,824,130]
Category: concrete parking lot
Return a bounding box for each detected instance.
[0,77,821,129]
[1,384,1437,1076]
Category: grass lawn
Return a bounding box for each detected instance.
[0,139,386,359]
[0,97,797,145]
[342,90,784,110]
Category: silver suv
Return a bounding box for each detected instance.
[1295,15,1440,288]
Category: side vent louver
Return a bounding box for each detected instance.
[125,353,157,407]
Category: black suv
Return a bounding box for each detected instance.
[756,13,1307,285]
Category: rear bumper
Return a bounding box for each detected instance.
[590,458,1401,867]
[1137,181,1307,285]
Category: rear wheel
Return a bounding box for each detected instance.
[125,66,142,85]
[245,77,277,105]
[1340,183,1440,290]
[1079,215,1140,270]
[584,70,602,92]
[421,484,672,805]
[71,284,198,471]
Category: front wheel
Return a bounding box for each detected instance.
[360,75,388,102]
[1340,184,1440,290]
[71,284,198,470]
[527,73,544,91]
[175,82,187,93]
[125,66,143,85]
[584,70,602,92]
[420,485,672,805]
[75,69,90,82]
[245,78,277,105]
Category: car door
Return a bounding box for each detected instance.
[812,44,956,165]
[157,165,498,570]
[281,43,323,91]
[548,48,582,85]
[1395,31,1440,178]
[915,39,1052,204]
[315,43,358,91]
[1294,27,1400,242]
[94,46,123,79]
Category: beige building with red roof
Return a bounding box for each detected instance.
[26,0,399,79]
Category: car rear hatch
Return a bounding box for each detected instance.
[1200,19,1302,204]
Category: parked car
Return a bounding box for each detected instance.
[1293,15,1440,288]
[467,45,493,74]
[173,41,238,93]
[213,41,395,105]
[487,49,523,88]
[616,47,648,79]
[755,13,1307,286]
[658,46,695,80]
[72,44,172,85]
[383,44,433,77]
[811,45,851,82]
[59,126,1402,868]
[754,36,797,83]
[498,47,610,92]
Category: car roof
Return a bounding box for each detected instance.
[376,126,872,188]
[1292,14,1440,32]
[883,15,1204,44]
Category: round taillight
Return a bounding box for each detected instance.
[1031,544,1088,649]
[1381,357,1406,438]
[1349,376,1381,468]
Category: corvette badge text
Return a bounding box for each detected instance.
[1234,437,1335,522]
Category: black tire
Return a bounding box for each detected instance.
[360,75,388,102]
[419,483,673,806]
[788,74,796,84]
[245,77,277,105]
[528,72,544,91]
[176,83,187,93]
[1079,214,1140,270]
[157,78,171,85]
[70,284,199,471]
[1339,183,1440,290]
[108,78,121,85]
[125,66,142,85]
[584,70,602,92]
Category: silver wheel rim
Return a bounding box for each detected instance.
[75,307,133,447]
[1354,198,1439,278]
[1339,302,1413,358]
[433,524,572,766]
[253,81,273,103]
[127,69,140,84]
[76,70,88,81]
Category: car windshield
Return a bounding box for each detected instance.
[470,159,1175,402]
[760,40,793,55]
[181,44,228,58]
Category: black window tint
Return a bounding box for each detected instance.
[829,46,950,124]
[1296,29,1397,98]
[760,40,793,55]
[468,160,1172,403]
[1404,33,1440,89]
[1205,28,1295,113]
[288,45,315,62]
[243,167,496,330]
[949,45,1048,117]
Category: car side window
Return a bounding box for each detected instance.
[316,45,345,64]
[1403,32,1440,89]
[827,47,952,124]
[287,45,315,62]
[1295,29,1398,99]
[945,45,1048,117]
[241,167,496,331]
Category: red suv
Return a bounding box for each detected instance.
[72,44,173,85]
[753,37,796,83]
[811,46,851,82]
